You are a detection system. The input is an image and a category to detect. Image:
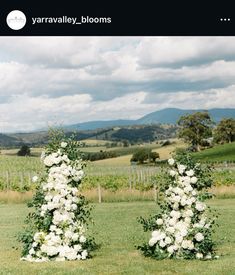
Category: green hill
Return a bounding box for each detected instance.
[193,142,235,162]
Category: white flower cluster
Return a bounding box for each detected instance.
[148,158,213,259]
[21,142,88,262]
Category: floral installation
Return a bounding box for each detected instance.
[138,152,218,260]
[19,130,96,262]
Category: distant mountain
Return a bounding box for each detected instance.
[66,108,235,130]
[1,108,235,148]
[66,119,135,131]
[0,133,22,147]
[137,108,235,124]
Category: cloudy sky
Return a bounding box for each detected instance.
[1,36,235,132]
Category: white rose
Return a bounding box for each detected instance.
[169,218,177,226]
[40,211,46,217]
[184,209,193,217]
[180,228,188,237]
[44,156,54,167]
[185,199,192,206]
[173,196,181,203]
[61,142,68,148]
[79,236,86,243]
[188,241,194,250]
[195,232,204,242]
[175,235,183,244]
[81,250,88,260]
[184,217,191,224]
[71,204,78,211]
[55,257,65,262]
[156,218,163,225]
[53,156,62,164]
[169,170,176,177]
[183,176,191,185]
[195,202,206,212]
[184,185,193,194]
[50,225,57,231]
[152,230,161,238]
[170,210,181,219]
[168,158,175,166]
[41,205,48,211]
[186,169,194,177]
[180,199,187,206]
[159,240,166,247]
[196,253,203,259]
[166,227,175,234]
[74,244,82,251]
[32,242,37,247]
[32,176,38,183]
[72,233,79,242]
[29,248,35,255]
[191,177,198,184]
[165,236,172,244]
[67,251,77,260]
[149,237,157,247]
[62,155,70,163]
[178,164,186,174]
[181,240,190,249]
[65,230,73,239]
[167,245,175,254]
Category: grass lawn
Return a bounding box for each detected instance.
[0,200,235,275]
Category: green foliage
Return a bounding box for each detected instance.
[174,151,214,191]
[149,152,160,162]
[192,141,235,163]
[111,125,177,143]
[178,112,214,151]
[214,118,235,144]
[83,175,128,191]
[17,145,31,156]
[213,169,235,186]
[83,150,118,161]
[131,148,151,164]
[131,148,159,164]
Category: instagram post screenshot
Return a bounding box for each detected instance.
[0,2,234,274]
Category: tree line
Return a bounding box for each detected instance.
[177,112,235,151]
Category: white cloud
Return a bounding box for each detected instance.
[0,37,235,132]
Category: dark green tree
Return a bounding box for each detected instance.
[177,112,214,151]
[17,144,31,156]
[213,118,235,144]
[149,152,160,163]
[131,148,151,164]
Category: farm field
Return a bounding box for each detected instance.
[94,139,186,166]
[0,140,235,194]
[193,142,235,163]
[0,199,234,275]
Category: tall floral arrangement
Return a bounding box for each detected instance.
[138,152,218,260]
[19,130,96,262]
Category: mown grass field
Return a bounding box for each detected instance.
[0,199,234,275]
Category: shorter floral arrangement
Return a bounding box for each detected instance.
[19,130,96,262]
[138,152,218,260]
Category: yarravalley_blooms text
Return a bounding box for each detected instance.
[138,152,218,260]
[19,130,96,262]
